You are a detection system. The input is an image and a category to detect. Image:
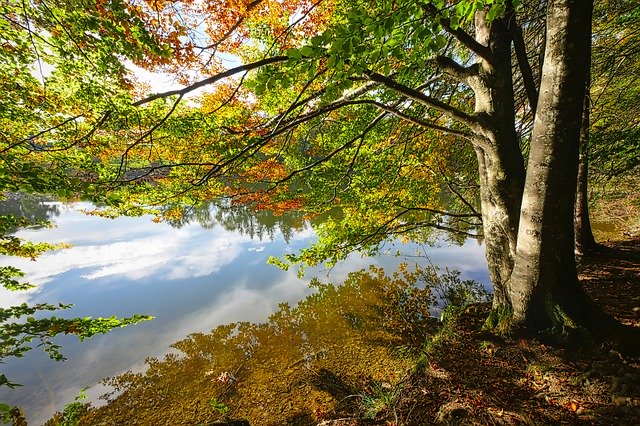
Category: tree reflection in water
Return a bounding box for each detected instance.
[159,199,308,243]
[0,193,60,230]
[71,264,488,425]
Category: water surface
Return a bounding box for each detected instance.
[0,199,488,424]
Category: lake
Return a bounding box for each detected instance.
[0,197,489,424]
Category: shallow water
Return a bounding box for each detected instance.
[0,199,489,424]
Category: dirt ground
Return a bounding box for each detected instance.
[580,238,640,328]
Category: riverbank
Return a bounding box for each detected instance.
[320,237,640,425]
[41,177,639,425]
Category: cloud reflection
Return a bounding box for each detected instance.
[0,201,489,425]
[0,205,261,296]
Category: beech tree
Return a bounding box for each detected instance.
[3,0,637,348]
[574,0,639,255]
[508,0,601,331]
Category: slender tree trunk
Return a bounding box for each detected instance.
[574,75,597,256]
[475,144,524,310]
[508,0,613,337]
[469,11,525,310]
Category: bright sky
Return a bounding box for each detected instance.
[126,51,244,99]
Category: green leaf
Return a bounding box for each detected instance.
[280,75,292,89]
[266,77,278,91]
[300,45,314,57]
[449,15,460,30]
[286,48,301,59]
[486,4,506,21]
[254,82,266,96]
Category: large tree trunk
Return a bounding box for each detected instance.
[508,0,615,338]
[468,11,525,310]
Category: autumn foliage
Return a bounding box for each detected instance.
[122,0,336,82]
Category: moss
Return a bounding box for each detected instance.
[545,303,598,349]
[411,353,430,374]
[483,305,513,334]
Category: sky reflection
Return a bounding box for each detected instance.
[0,201,488,424]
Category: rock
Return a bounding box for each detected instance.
[434,401,470,424]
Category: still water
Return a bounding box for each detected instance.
[0,198,488,424]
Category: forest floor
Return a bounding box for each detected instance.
[319,236,640,426]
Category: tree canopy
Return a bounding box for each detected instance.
[590,0,640,178]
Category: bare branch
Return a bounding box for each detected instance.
[437,164,482,218]
[422,4,494,62]
[336,215,482,254]
[506,9,539,114]
[252,81,379,141]
[0,115,83,154]
[353,100,474,140]
[365,72,481,131]
[117,95,183,179]
[395,205,481,218]
[435,56,479,81]
[267,112,388,188]
[133,56,289,106]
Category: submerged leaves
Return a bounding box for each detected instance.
[70,263,485,425]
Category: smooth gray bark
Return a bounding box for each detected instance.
[509,0,600,332]
[468,11,525,309]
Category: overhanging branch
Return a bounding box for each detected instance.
[133,56,288,106]
[356,99,474,140]
[365,72,481,131]
[435,56,479,81]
